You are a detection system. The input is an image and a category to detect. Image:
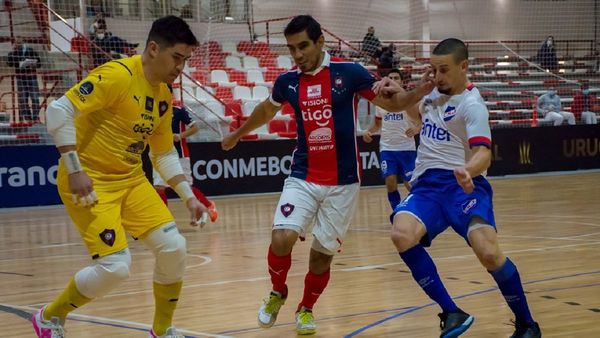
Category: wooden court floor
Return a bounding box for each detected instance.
[1,171,600,337]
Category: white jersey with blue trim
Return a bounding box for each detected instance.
[412,84,492,182]
[375,107,416,151]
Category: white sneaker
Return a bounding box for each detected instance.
[295,308,317,335]
[31,307,65,338]
[149,326,184,338]
[258,291,286,328]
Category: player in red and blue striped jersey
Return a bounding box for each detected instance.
[222,15,434,335]
[153,105,218,223]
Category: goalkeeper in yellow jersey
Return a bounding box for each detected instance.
[33,16,205,338]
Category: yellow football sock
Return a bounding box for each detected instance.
[152,281,183,335]
[44,277,92,321]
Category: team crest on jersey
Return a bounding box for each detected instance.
[461,198,477,214]
[145,96,154,112]
[443,106,457,121]
[280,203,295,217]
[79,81,94,95]
[159,101,169,117]
[334,76,344,88]
[99,229,116,247]
[307,85,322,98]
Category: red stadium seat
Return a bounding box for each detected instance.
[268,119,287,133]
[224,101,242,116]
[237,41,253,54]
[282,102,295,116]
[265,68,287,82]
[215,87,233,100]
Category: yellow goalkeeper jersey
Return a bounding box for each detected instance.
[64,55,173,189]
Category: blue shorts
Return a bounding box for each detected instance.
[380,150,417,182]
[392,169,496,247]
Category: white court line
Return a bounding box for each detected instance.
[104,240,600,297]
[340,241,600,272]
[0,303,233,338]
[565,231,600,239]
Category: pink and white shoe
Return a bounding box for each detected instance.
[31,307,65,338]
[149,326,184,338]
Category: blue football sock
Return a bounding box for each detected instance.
[400,245,458,312]
[490,257,535,325]
[388,190,401,210]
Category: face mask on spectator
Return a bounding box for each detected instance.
[547,39,553,46]
[22,44,28,50]
[96,33,105,39]
[582,89,590,95]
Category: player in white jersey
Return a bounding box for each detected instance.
[375,38,541,338]
[363,69,420,210]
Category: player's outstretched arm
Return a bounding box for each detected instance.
[362,115,382,143]
[46,96,98,207]
[221,99,280,150]
[372,68,434,119]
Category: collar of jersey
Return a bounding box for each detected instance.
[298,51,330,76]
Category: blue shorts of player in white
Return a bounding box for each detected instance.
[392,168,496,247]
[380,150,417,182]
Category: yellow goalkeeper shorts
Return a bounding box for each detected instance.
[57,176,174,258]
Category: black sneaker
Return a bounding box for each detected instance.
[438,309,475,338]
[510,321,541,338]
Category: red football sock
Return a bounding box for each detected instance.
[192,187,211,207]
[299,269,330,311]
[267,245,291,296]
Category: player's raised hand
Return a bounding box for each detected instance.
[415,67,435,96]
[186,197,208,228]
[362,131,373,143]
[372,77,402,97]
[69,171,98,207]
[221,133,240,151]
[454,167,474,194]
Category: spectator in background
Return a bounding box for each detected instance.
[91,19,139,68]
[7,38,41,122]
[537,36,558,72]
[572,83,598,124]
[378,43,397,76]
[361,26,382,59]
[89,12,105,36]
[537,87,575,125]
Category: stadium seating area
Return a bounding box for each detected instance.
[1,38,598,144]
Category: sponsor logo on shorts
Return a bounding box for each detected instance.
[280,203,295,217]
[99,229,116,247]
[462,198,477,214]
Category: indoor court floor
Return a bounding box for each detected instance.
[2,171,600,337]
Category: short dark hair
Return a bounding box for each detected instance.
[387,68,401,77]
[284,15,323,43]
[147,15,198,48]
[433,38,469,63]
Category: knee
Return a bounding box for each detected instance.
[309,249,333,275]
[390,224,419,252]
[145,225,187,284]
[75,248,132,298]
[271,229,297,255]
[475,246,504,270]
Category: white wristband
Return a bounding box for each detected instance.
[173,181,194,202]
[62,151,82,174]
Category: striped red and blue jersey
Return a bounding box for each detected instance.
[172,105,195,158]
[269,52,376,186]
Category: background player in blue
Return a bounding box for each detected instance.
[363,69,420,210]
[152,105,218,223]
[376,38,541,338]
[222,15,434,335]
